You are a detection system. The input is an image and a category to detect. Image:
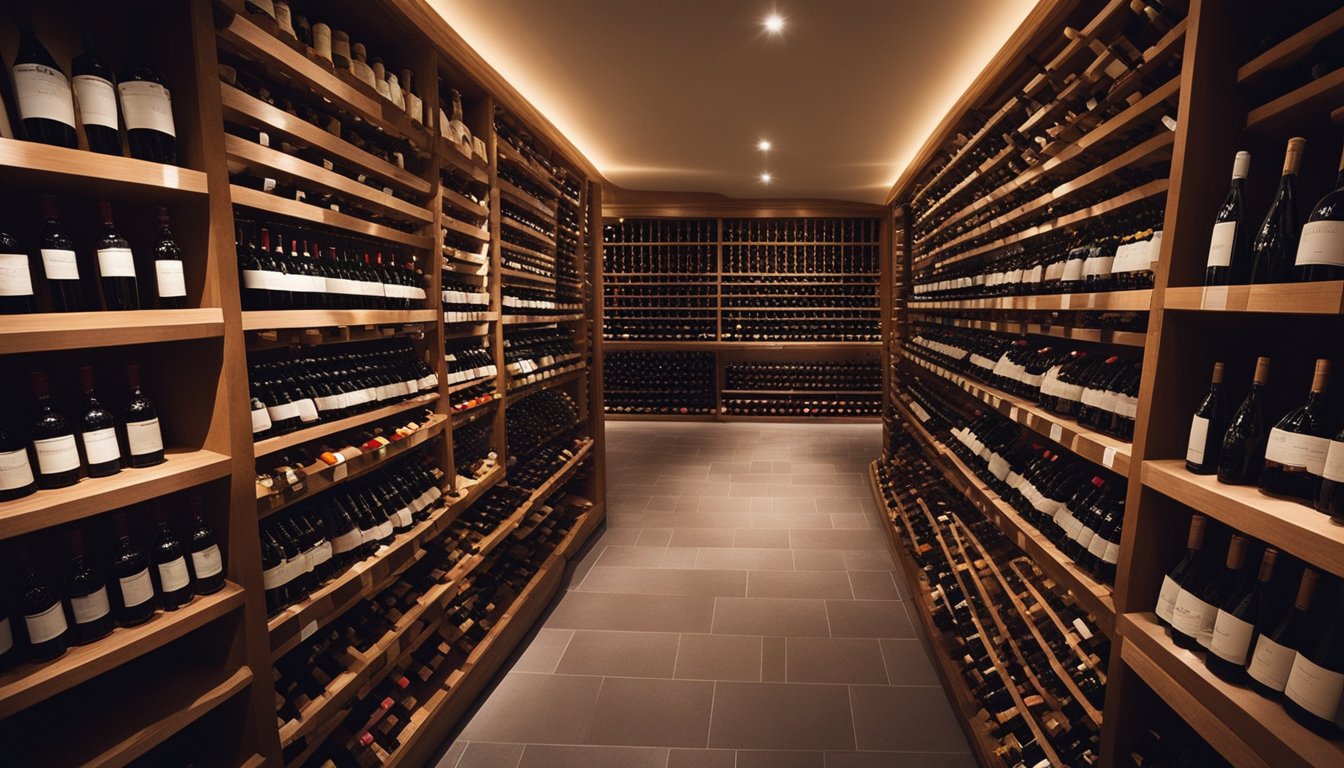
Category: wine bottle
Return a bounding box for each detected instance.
[0,420,37,502]
[71,31,122,155]
[1248,567,1319,699]
[151,517,194,611]
[1249,138,1304,284]
[1217,356,1271,486]
[1284,579,1344,733]
[1156,514,1207,629]
[1316,419,1344,522]
[11,18,77,148]
[117,55,176,164]
[1293,139,1344,283]
[110,513,156,626]
[1205,151,1252,286]
[187,498,226,596]
[1170,519,1221,651]
[38,195,85,312]
[0,228,35,314]
[77,366,121,478]
[152,207,186,308]
[64,528,113,645]
[95,202,140,311]
[1208,547,1278,683]
[122,364,166,467]
[18,548,70,662]
[29,371,81,489]
[1199,534,1251,651]
[1185,362,1227,475]
[1260,359,1332,503]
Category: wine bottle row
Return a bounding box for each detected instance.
[1155,513,1344,733]
[722,244,879,275]
[505,390,582,461]
[2,198,187,315]
[441,275,491,322]
[722,316,880,343]
[501,285,580,316]
[503,327,578,380]
[2,365,164,500]
[724,360,880,392]
[1,499,223,668]
[603,244,717,275]
[602,352,716,416]
[722,397,879,419]
[1125,702,1233,768]
[603,316,717,342]
[450,419,497,483]
[255,411,439,499]
[722,218,879,244]
[602,219,717,245]
[444,339,496,389]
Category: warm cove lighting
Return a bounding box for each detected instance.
[759,172,773,184]
[757,139,772,151]
[764,13,785,34]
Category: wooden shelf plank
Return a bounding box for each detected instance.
[1142,459,1344,578]
[437,138,491,184]
[1120,612,1344,768]
[0,137,209,198]
[498,178,558,219]
[1163,282,1344,314]
[440,186,489,218]
[1246,66,1344,134]
[443,214,491,243]
[601,340,882,351]
[0,584,245,719]
[450,397,499,427]
[500,237,557,264]
[507,367,587,401]
[0,309,225,354]
[500,267,558,287]
[501,216,557,249]
[230,185,434,250]
[0,449,233,541]
[241,309,437,332]
[916,316,1148,347]
[495,141,560,195]
[909,288,1153,312]
[253,394,439,459]
[502,313,585,325]
[1239,7,1344,85]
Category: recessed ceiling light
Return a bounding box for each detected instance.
[764,14,785,34]
[759,172,773,184]
[757,139,772,151]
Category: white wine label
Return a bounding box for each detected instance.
[117,80,176,137]
[13,63,76,127]
[191,544,224,579]
[72,74,118,129]
[154,260,187,297]
[1185,415,1211,465]
[1248,635,1295,691]
[1294,220,1344,268]
[241,270,289,291]
[1323,440,1344,482]
[1171,589,1215,639]
[157,556,191,592]
[126,418,164,456]
[33,434,80,474]
[1102,539,1121,565]
[71,587,111,624]
[1264,428,1330,475]
[0,253,34,296]
[1285,654,1344,721]
[0,617,12,655]
[24,601,68,644]
[332,528,363,554]
[1061,257,1085,282]
[394,507,414,528]
[40,249,80,281]
[262,563,288,590]
[97,247,136,278]
[81,427,122,465]
[1206,221,1238,268]
[310,540,333,567]
[1087,531,1109,560]
[988,454,1011,481]
[119,568,155,607]
[1209,610,1255,665]
[1155,575,1181,622]
[293,398,320,423]
[376,518,394,540]
[0,447,35,491]
[251,405,272,434]
[267,401,300,423]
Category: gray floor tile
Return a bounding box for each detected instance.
[749,570,854,600]
[792,550,848,571]
[843,549,897,571]
[637,528,674,546]
[454,742,524,768]
[548,592,716,633]
[458,672,603,744]
[708,682,855,750]
[587,677,716,747]
[826,600,915,638]
[577,566,748,597]
[696,547,795,571]
[671,528,738,548]
[598,546,673,567]
[734,528,792,548]
[786,637,889,684]
[517,745,669,768]
[772,497,818,514]
[712,597,831,636]
[738,751,824,768]
[850,685,971,753]
[848,571,901,600]
[754,511,834,529]
[433,740,467,768]
[762,636,787,681]
[510,628,573,674]
[554,630,680,678]
[675,633,763,681]
[669,749,736,768]
[880,637,942,686]
[790,529,887,550]
[830,513,874,530]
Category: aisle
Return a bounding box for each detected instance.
[435,422,974,768]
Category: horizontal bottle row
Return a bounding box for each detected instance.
[444,339,496,388]
[725,360,880,392]
[450,419,497,483]
[722,397,879,418]
[503,327,578,379]
[721,318,880,343]
[255,411,439,498]
[603,245,717,276]
[602,219,718,244]
[721,245,879,275]
[501,285,580,315]
[505,390,582,461]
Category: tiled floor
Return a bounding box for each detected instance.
[433,422,975,768]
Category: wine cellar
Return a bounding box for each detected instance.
[3,0,1344,766]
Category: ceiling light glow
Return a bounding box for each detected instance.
[764,14,785,34]
[759,172,773,184]
[757,139,772,151]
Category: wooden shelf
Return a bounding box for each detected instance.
[1142,459,1344,578]
[919,316,1148,347]
[443,214,491,242]
[501,216,557,248]
[501,238,557,265]
[1119,612,1344,768]
[500,267,558,286]
[252,394,439,459]
[0,450,232,541]
[0,137,209,199]
[0,583,244,719]
[450,397,500,427]
[902,351,1133,477]
[1246,65,1344,134]
[437,138,491,183]
[231,185,434,250]
[496,141,560,195]
[502,312,585,325]
[1163,282,1344,314]
[721,389,879,396]
[602,340,882,351]
[0,309,225,354]
[241,309,437,332]
[498,178,558,219]
[1239,7,1344,85]
[440,186,490,218]
[910,289,1153,313]
[508,367,587,401]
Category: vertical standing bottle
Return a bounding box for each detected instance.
[29,371,81,489]
[123,364,166,467]
[1156,514,1208,629]
[1208,547,1278,683]
[1283,578,1344,733]
[0,420,37,501]
[1247,567,1319,700]
[11,18,77,148]
[118,54,177,164]
[18,548,71,662]
[71,31,122,155]
[110,513,156,626]
[1316,419,1344,522]
[152,207,186,309]
[1205,151,1252,285]
[1249,137,1305,284]
[95,202,140,311]
[186,497,226,596]
[1185,362,1227,474]
[1293,138,1344,283]
[0,228,35,314]
[77,366,122,478]
[1217,357,1271,485]
[1260,359,1333,503]
[65,528,113,645]
[151,514,194,611]
[38,195,86,312]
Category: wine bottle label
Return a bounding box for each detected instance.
[33,434,80,474]
[266,401,300,423]
[72,74,118,129]
[293,398,320,423]
[40,248,80,281]
[376,518,394,540]
[191,544,224,579]
[1284,654,1344,720]
[251,405,272,434]
[1155,575,1181,622]
[1061,256,1085,282]
[1209,610,1255,665]
[1087,531,1110,561]
[1248,635,1295,692]
[331,527,363,555]
[1323,440,1344,482]
[1264,428,1330,475]
[241,270,289,291]
[0,617,12,655]
[157,556,191,592]
[1115,394,1139,420]
[1005,471,1025,490]
[117,80,176,137]
[987,454,1011,481]
[1186,415,1211,464]
[154,260,187,298]
[1171,589,1216,639]
[0,447,36,491]
[1206,221,1237,268]
[262,562,288,590]
[71,587,111,624]
[310,540,333,567]
[24,601,69,644]
[394,507,414,528]
[13,63,76,127]
[97,247,136,278]
[119,568,155,608]
[314,394,344,412]
[1293,220,1344,268]
[1102,539,1121,565]
[126,418,164,456]
[0,253,34,296]
[81,426,121,465]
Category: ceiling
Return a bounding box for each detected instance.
[427,0,1039,204]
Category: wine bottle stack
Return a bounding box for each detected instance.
[722,359,881,419]
[505,390,582,461]
[603,218,718,342]
[450,418,497,484]
[875,428,1108,767]
[441,274,491,322]
[603,351,717,416]
[504,326,583,391]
